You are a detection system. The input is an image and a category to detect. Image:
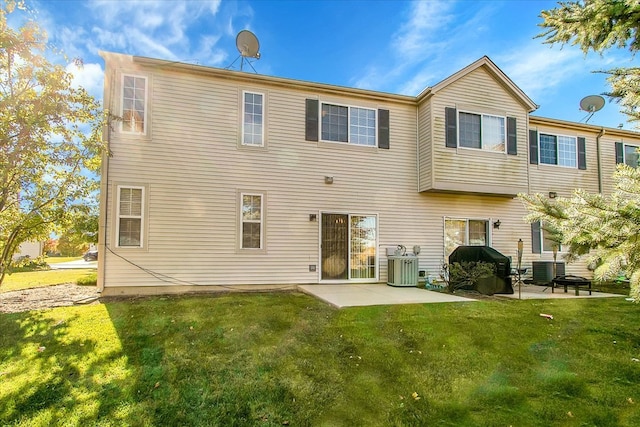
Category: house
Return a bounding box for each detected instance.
[97,51,640,296]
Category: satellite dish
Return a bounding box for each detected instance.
[580,95,605,113]
[579,95,605,123]
[236,30,260,59]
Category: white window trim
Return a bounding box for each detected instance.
[319,101,378,147]
[120,74,148,136]
[240,192,264,250]
[115,185,145,248]
[538,132,578,168]
[457,110,506,154]
[241,90,265,147]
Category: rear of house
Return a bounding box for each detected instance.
[97,52,640,296]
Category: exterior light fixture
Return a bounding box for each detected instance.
[309,214,317,222]
[493,219,501,229]
[548,191,557,199]
[324,176,334,184]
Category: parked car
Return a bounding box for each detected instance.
[83,250,98,262]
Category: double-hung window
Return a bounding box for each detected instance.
[321,103,376,146]
[459,112,505,152]
[531,221,561,253]
[121,75,147,134]
[242,91,264,146]
[116,186,144,247]
[617,143,640,168]
[240,193,263,249]
[539,133,577,167]
[444,218,489,259]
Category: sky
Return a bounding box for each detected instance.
[12,0,640,131]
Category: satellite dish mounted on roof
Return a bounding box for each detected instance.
[232,30,261,72]
[579,95,605,123]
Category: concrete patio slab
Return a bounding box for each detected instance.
[298,284,475,308]
[499,284,624,300]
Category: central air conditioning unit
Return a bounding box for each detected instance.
[532,261,565,284]
[387,256,419,287]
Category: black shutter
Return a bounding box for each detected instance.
[305,99,319,141]
[615,142,624,164]
[531,221,542,254]
[577,137,587,170]
[378,109,390,149]
[529,129,538,165]
[445,107,457,148]
[507,117,517,155]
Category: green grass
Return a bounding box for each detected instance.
[1,269,96,293]
[1,294,639,426]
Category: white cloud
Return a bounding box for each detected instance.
[66,62,104,98]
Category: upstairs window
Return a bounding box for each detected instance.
[459,112,505,152]
[321,103,376,146]
[116,186,144,248]
[445,107,517,155]
[306,99,389,149]
[528,130,586,169]
[242,91,264,146]
[616,142,639,168]
[121,75,147,135]
[539,134,576,167]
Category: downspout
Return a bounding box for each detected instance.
[596,128,605,194]
[97,64,115,293]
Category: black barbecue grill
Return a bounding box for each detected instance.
[448,246,514,295]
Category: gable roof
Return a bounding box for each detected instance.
[416,56,538,112]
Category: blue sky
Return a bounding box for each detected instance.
[17,0,640,130]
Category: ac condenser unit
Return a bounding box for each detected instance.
[387,256,419,287]
[532,261,565,284]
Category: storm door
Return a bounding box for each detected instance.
[321,213,377,281]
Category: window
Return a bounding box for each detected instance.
[240,193,263,249]
[321,103,376,146]
[116,186,144,247]
[242,91,264,146]
[531,221,561,253]
[444,218,489,259]
[624,145,639,168]
[121,75,147,134]
[539,134,577,167]
[459,112,505,152]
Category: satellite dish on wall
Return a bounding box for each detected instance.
[579,95,605,123]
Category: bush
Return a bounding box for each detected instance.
[447,261,496,293]
[9,256,50,273]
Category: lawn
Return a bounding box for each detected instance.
[1,269,97,293]
[1,293,638,426]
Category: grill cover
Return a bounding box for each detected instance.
[448,246,514,295]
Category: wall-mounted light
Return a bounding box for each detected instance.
[324,176,334,184]
[309,214,317,222]
[548,191,557,199]
[493,219,501,229]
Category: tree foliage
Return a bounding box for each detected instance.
[538,0,640,124]
[520,165,640,301]
[0,0,107,285]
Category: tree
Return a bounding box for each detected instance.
[0,0,107,285]
[523,1,640,301]
[538,0,640,125]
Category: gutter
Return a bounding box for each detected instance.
[596,128,605,194]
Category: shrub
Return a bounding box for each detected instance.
[9,256,50,273]
[76,272,97,287]
[446,261,496,293]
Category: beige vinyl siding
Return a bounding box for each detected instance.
[427,67,529,196]
[528,124,599,196]
[417,100,432,192]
